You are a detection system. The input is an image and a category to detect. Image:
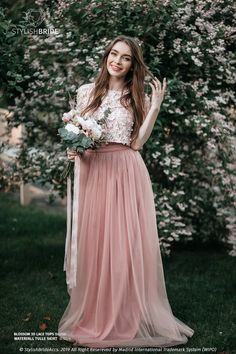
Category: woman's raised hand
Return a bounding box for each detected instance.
[67,149,81,161]
[149,77,167,112]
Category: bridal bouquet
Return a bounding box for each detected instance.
[58,107,111,180]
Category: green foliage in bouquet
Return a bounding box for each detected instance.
[57,128,94,180]
[58,128,94,152]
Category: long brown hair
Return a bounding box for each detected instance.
[80,35,155,143]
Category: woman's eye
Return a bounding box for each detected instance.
[110,52,130,61]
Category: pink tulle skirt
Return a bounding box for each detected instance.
[58,142,194,348]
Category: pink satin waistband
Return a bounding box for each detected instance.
[85,142,132,153]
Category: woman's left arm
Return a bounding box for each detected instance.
[131,77,167,150]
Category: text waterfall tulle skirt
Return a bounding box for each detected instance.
[58,142,194,348]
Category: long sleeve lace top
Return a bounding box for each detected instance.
[76,82,151,147]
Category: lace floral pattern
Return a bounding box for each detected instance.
[76,82,151,146]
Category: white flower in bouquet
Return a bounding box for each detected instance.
[65,123,81,135]
[75,115,102,139]
[58,106,111,180]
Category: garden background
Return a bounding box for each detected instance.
[0,0,235,353]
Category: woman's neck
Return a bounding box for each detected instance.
[108,78,125,91]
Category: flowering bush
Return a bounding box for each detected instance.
[1,0,235,256]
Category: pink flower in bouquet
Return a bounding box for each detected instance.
[62,109,76,122]
[63,116,71,123]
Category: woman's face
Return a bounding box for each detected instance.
[106,41,133,78]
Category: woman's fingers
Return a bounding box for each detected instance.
[149,76,167,110]
[154,77,161,88]
[67,150,81,160]
[151,77,167,95]
[149,82,155,91]
[162,78,167,93]
[152,76,166,87]
[67,149,79,155]
[67,148,76,154]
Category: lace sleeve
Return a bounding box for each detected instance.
[76,83,93,112]
[144,94,151,116]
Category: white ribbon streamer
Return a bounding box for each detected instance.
[63,156,80,294]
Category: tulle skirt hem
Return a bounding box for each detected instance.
[58,330,192,349]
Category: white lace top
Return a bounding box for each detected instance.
[76,82,151,146]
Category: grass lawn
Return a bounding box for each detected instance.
[0,192,235,354]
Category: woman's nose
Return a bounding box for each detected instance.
[114,57,121,64]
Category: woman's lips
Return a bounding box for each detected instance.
[110,65,122,72]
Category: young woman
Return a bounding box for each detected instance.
[58,35,194,348]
